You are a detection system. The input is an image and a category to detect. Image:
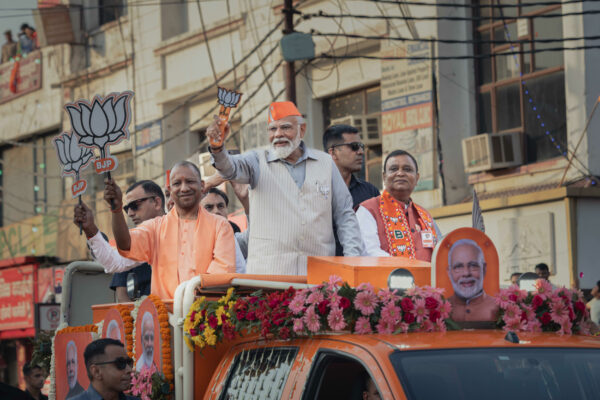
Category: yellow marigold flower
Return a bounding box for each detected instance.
[192,335,205,348]
[215,306,225,325]
[220,287,234,304]
[184,336,195,352]
[205,332,217,346]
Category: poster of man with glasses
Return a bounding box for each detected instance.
[433,228,500,322]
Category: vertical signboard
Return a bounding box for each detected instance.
[0,265,35,330]
[380,41,435,191]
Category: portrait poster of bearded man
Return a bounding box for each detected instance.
[134,298,162,373]
[432,227,500,322]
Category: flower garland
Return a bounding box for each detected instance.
[495,280,593,335]
[56,324,99,335]
[146,294,174,386]
[183,276,454,353]
[183,287,237,352]
[116,304,135,358]
[130,296,146,373]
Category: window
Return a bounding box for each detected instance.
[99,0,125,25]
[391,348,600,400]
[302,351,379,400]
[219,347,298,400]
[474,2,566,163]
[324,86,382,189]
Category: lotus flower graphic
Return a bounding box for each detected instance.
[217,87,242,108]
[53,132,93,177]
[66,91,133,155]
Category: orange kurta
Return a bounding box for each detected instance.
[118,207,235,299]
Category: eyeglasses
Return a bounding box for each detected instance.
[93,357,134,370]
[124,196,155,213]
[329,142,365,152]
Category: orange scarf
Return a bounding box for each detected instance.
[378,190,436,258]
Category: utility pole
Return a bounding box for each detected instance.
[283,0,296,103]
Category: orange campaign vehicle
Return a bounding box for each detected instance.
[45,87,600,400]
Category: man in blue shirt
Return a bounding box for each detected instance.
[323,124,380,255]
[71,339,139,400]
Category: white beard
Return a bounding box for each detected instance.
[451,276,484,300]
[270,129,302,159]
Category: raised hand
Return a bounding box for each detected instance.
[207,114,230,149]
[73,201,99,238]
[104,178,124,212]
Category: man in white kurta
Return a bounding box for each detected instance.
[208,101,363,275]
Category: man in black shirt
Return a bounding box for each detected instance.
[23,363,47,400]
[324,124,380,255]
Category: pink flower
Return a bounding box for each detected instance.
[376,319,394,334]
[328,291,340,305]
[495,289,513,308]
[509,285,528,302]
[404,287,420,297]
[327,306,346,331]
[435,318,447,332]
[550,297,569,324]
[354,316,373,334]
[354,290,379,316]
[503,316,525,332]
[557,319,572,335]
[289,295,306,314]
[328,275,343,288]
[534,279,554,300]
[421,319,434,332]
[520,304,535,322]
[524,319,542,333]
[293,318,304,333]
[396,322,410,333]
[380,303,402,324]
[357,282,374,292]
[413,298,427,322]
[378,288,399,303]
[439,300,452,319]
[503,304,521,320]
[303,306,321,332]
[306,290,324,305]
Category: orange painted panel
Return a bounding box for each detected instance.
[307,256,431,290]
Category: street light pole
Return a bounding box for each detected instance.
[283,0,296,103]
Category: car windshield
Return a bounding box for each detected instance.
[391,348,600,400]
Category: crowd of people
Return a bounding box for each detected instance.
[71,101,443,302]
[1,23,38,64]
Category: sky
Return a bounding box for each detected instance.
[0,0,37,38]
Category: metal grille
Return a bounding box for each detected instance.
[220,347,298,400]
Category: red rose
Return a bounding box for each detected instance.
[508,294,517,302]
[401,297,414,312]
[403,312,416,324]
[236,310,246,320]
[568,308,575,322]
[339,297,351,310]
[201,309,207,318]
[520,311,528,322]
[269,298,280,309]
[249,296,259,304]
[208,315,219,329]
[429,309,441,322]
[532,295,544,310]
[189,328,198,336]
[574,301,586,313]
[318,300,330,315]
[279,327,290,340]
[223,323,235,340]
[246,311,257,321]
[425,297,439,310]
[220,313,228,324]
[198,324,205,331]
[540,312,552,325]
[190,311,196,321]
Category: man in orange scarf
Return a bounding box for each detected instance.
[357,149,441,262]
[105,161,235,299]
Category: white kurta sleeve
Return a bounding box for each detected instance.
[234,237,246,274]
[355,206,390,257]
[87,231,142,273]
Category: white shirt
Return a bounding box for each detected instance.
[355,206,390,257]
[87,230,247,274]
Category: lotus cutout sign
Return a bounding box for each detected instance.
[210,87,242,148]
[53,132,93,198]
[66,91,134,173]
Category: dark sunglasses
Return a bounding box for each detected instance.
[124,196,155,213]
[94,357,134,370]
[329,142,365,152]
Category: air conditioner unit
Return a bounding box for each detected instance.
[462,132,523,173]
[330,114,381,145]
